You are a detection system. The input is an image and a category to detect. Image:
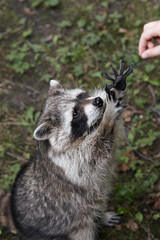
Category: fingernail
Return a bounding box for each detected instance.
[141,52,148,59]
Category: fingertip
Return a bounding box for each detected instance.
[141,52,148,59]
[141,45,160,58]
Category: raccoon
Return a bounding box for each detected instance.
[1,61,133,240]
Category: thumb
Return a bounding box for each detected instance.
[141,45,160,58]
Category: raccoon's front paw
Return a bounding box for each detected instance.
[100,211,121,227]
[104,60,134,91]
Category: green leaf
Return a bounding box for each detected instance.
[0,145,5,157]
[90,71,102,78]
[46,56,61,72]
[29,43,44,53]
[115,183,135,204]
[19,17,27,25]
[96,14,107,22]
[31,0,43,7]
[73,64,84,77]
[25,153,31,160]
[149,174,158,188]
[101,2,108,8]
[134,97,148,108]
[77,19,86,28]
[25,106,34,122]
[45,0,59,7]
[53,34,60,44]
[60,20,72,28]
[117,207,129,214]
[82,32,101,46]
[153,213,160,220]
[40,73,54,83]
[150,79,160,86]
[144,64,156,73]
[135,169,143,179]
[22,29,32,38]
[135,212,143,223]
[10,163,21,174]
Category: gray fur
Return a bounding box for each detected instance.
[10,80,127,240]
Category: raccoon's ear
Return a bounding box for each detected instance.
[33,122,52,140]
[50,79,62,89]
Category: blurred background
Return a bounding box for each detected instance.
[0,0,160,239]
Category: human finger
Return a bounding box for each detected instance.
[155,37,160,44]
[143,20,160,31]
[139,28,160,56]
[147,41,154,49]
[141,45,160,58]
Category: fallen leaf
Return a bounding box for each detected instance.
[118,163,130,172]
[115,224,122,231]
[154,152,160,159]
[118,28,127,33]
[146,193,160,210]
[155,180,160,191]
[67,73,74,81]
[123,109,134,123]
[24,7,35,15]
[125,150,137,162]
[45,34,53,42]
[125,220,138,232]
[153,193,160,210]
[26,136,32,142]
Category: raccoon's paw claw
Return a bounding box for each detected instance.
[101,211,121,227]
[104,60,134,91]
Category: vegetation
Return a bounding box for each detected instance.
[0,0,160,239]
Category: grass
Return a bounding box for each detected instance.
[0,0,160,239]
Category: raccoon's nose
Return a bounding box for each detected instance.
[93,97,103,108]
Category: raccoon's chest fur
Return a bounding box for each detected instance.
[49,133,115,198]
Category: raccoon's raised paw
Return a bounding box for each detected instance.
[100,211,121,227]
[104,60,134,91]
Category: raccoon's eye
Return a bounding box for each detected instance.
[73,109,80,119]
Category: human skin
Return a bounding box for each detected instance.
[139,20,160,58]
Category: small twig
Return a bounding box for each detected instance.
[24,85,39,94]
[148,84,157,106]
[0,88,9,94]
[0,122,21,126]
[150,107,160,117]
[125,138,155,162]
[141,224,158,240]
[6,152,27,163]
[127,105,144,115]
[1,79,39,94]
[133,150,154,162]
[85,46,99,71]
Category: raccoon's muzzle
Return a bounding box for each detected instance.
[92,97,103,108]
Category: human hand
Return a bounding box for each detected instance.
[139,20,160,58]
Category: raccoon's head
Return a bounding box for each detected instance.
[34,80,106,152]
